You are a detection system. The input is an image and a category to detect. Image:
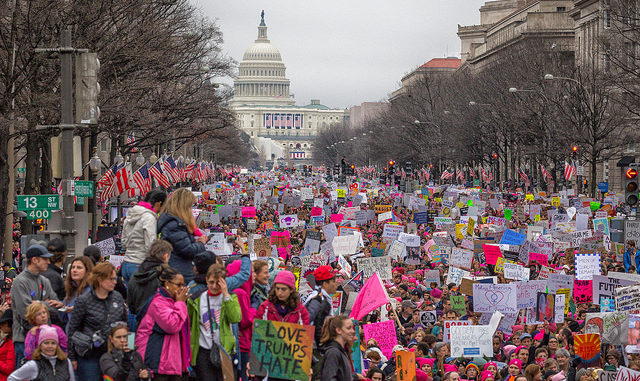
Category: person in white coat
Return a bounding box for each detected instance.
[120,189,167,283]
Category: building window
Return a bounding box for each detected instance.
[251,121,254,127]
[556,6,566,11]
[603,9,612,29]
[296,143,301,149]
[100,139,107,152]
[309,123,312,128]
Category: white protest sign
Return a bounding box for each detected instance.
[278,214,299,228]
[450,325,493,357]
[383,224,404,239]
[615,367,640,381]
[387,240,406,260]
[615,285,640,312]
[555,294,565,323]
[94,238,116,257]
[378,211,393,222]
[473,283,518,313]
[447,266,471,286]
[332,235,359,256]
[397,232,420,247]
[357,256,392,280]
[322,223,338,243]
[444,320,471,342]
[449,248,474,270]
[108,255,125,268]
[576,253,602,280]
[504,263,530,281]
[517,280,548,309]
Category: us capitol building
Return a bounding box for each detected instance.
[230,11,347,167]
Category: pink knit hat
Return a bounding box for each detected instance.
[417,369,430,381]
[274,270,296,289]
[38,325,59,346]
[444,364,458,373]
[509,359,523,371]
[431,288,443,298]
[481,371,495,381]
[416,358,436,368]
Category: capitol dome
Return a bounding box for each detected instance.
[230,11,295,107]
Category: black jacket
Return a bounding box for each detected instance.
[306,292,332,344]
[127,257,164,315]
[100,349,147,381]
[320,340,356,381]
[41,263,65,301]
[157,212,205,284]
[67,288,128,361]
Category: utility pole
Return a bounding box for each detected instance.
[35,29,89,264]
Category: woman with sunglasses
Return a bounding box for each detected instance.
[135,266,190,381]
[68,262,128,381]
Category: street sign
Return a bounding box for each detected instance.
[17,195,60,211]
[577,166,585,176]
[26,210,51,220]
[76,196,85,206]
[74,180,94,197]
[598,182,609,193]
[17,168,25,174]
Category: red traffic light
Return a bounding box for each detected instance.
[627,168,638,179]
[389,161,395,166]
[492,154,498,159]
[572,145,578,152]
[351,165,355,169]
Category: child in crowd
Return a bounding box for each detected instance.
[99,321,149,381]
[23,301,67,360]
[8,325,74,380]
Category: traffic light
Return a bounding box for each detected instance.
[405,161,412,177]
[76,52,100,124]
[626,164,640,207]
[389,161,395,172]
[350,165,355,176]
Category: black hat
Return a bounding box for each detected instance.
[2,262,10,268]
[25,244,53,259]
[0,309,12,325]
[410,288,424,297]
[194,251,217,275]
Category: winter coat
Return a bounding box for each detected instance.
[40,264,65,302]
[67,288,128,361]
[7,355,74,381]
[187,291,241,366]
[99,349,146,381]
[319,340,356,381]
[306,291,333,344]
[122,203,159,265]
[256,299,310,325]
[250,283,269,310]
[157,213,205,283]
[0,339,15,381]
[127,257,164,315]
[24,325,68,360]
[10,269,58,343]
[135,288,190,375]
[227,260,255,353]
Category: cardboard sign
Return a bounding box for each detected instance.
[585,312,629,344]
[396,350,417,381]
[249,319,315,380]
[363,320,398,360]
[443,320,471,342]
[574,333,601,363]
[473,283,518,313]
[449,248,474,270]
[357,256,392,280]
[255,238,272,257]
[450,325,493,357]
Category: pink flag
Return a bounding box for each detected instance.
[349,272,389,320]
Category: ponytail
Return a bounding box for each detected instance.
[319,315,353,357]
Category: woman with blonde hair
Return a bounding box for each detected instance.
[157,188,209,283]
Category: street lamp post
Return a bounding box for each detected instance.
[89,150,102,242]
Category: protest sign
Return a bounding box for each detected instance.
[357,256,392,280]
[483,244,503,266]
[419,311,438,326]
[363,320,398,360]
[575,280,594,304]
[449,248,474,270]
[536,292,555,322]
[555,294,565,324]
[424,269,441,286]
[447,266,471,287]
[615,367,640,381]
[504,263,529,281]
[279,214,299,228]
[450,295,466,315]
[383,224,404,239]
[108,255,125,268]
[500,229,526,246]
[332,235,359,256]
[574,333,601,363]
[593,275,637,307]
[528,252,548,266]
[516,280,548,309]
[94,238,116,257]
[450,325,493,357]
[398,232,420,247]
[585,312,629,344]
[249,319,314,380]
[444,320,471,342]
[615,285,640,312]
[576,253,602,280]
[547,273,574,293]
[255,238,272,257]
[387,240,406,260]
[473,283,518,313]
[395,350,416,381]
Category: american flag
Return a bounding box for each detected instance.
[290,152,305,159]
[115,163,134,195]
[540,164,551,182]
[456,168,464,181]
[162,156,180,184]
[149,161,171,188]
[97,163,122,189]
[127,133,137,153]
[265,113,272,128]
[184,160,195,179]
[481,167,487,182]
[286,114,292,128]
[199,162,207,182]
[132,162,152,196]
[274,113,280,128]
[518,168,529,182]
[564,161,576,180]
[99,182,118,202]
[440,169,453,180]
[294,114,301,128]
[176,157,184,181]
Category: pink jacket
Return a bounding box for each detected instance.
[228,261,256,353]
[255,300,310,325]
[24,325,68,360]
[135,288,191,375]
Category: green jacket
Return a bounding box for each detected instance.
[187,292,241,366]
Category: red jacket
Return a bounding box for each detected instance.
[256,300,310,325]
[0,339,15,381]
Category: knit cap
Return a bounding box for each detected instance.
[37,325,59,346]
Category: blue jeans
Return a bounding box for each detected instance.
[14,341,24,369]
[121,261,140,285]
[76,355,102,381]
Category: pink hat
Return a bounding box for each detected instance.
[511,325,524,333]
[534,331,544,341]
[444,364,458,373]
[515,345,528,355]
[503,345,517,358]
[430,288,443,298]
[550,371,566,381]
[416,270,424,275]
[416,358,436,368]
[37,325,59,346]
[481,371,495,381]
[273,270,296,289]
[417,369,430,381]
[483,362,497,371]
[509,359,522,371]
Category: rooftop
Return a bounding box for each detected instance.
[420,58,462,69]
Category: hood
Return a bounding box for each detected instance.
[139,257,164,273]
[131,265,161,285]
[228,259,252,294]
[125,204,157,225]
[157,212,184,232]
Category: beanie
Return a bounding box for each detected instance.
[273,270,296,289]
[37,325,59,347]
[481,371,495,381]
[509,359,522,371]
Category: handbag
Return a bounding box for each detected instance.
[206,294,222,369]
[70,331,92,357]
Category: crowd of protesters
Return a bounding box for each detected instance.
[0,169,635,381]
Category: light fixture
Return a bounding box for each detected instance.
[114,152,124,165]
[89,150,101,172]
[135,152,145,166]
[149,153,158,164]
[544,74,554,80]
[509,87,518,93]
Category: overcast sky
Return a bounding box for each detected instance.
[193,1,487,109]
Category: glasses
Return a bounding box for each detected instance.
[110,321,128,328]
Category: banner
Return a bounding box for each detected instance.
[249,320,315,380]
[585,312,629,344]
